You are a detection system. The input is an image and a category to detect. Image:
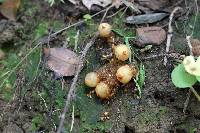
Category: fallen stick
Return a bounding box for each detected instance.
[56,33,98,133]
[163,7,182,66]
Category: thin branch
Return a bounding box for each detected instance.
[107,7,125,18]
[190,86,200,101]
[70,105,75,132]
[183,89,191,114]
[141,53,182,60]
[163,7,182,66]
[100,5,114,23]
[56,33,98,133]
[186,36,193,56]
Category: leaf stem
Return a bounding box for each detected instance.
[190,86,200,101]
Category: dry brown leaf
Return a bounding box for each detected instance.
[135,26,166,47]
[191,38,200,56]
[82,0,112,10]
[0,0,21,21]
[43,47,83,77]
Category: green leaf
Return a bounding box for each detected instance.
[171,64,197,88]
[83,14,92,21]
[138,64,145,88]
[34,22,48,39]
[197,76,200,82]
[135,63,145,97]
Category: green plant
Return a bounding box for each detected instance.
[30,114,46,131]
[171,56,200,101]
[135,63,145,98]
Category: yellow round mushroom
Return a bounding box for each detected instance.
[85,72,100,88]
[114,44,131,61]
[116,65,134,84]
[95,82,111,99]
[98,23,112,38]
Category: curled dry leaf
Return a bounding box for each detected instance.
[134,26,166,47]
[82,0,112,10]
[0,0,21,21]
[43,47,83,77]
[190,38,200,56]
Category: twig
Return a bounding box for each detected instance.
[121,0,141,14]
[120,6,128,18]
[190,86,200,101]
[70,105,75,132]
[163,7,182,66]
[107,7,125,18]
[141,53,183,60]
[186,36,193,56]
[56,33,98,133]
[183,89,191,114]
[100,5,114,23]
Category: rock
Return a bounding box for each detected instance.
[3,123,23,133]
[134,26,166,47]
[126,13,168,24]
[0,49,5,60]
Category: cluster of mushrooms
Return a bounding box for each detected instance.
[84,23,138,100]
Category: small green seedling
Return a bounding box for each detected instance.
[83,14,92,22]
[171,56,200,101]
[135,63,145,98]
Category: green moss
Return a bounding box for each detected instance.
[30,113,46,131]
[135,106,168,129]
[159,106,168,115]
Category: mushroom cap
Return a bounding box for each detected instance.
[98,23,112,38]
[95,82,111,99]
[114,44,131,61]
[116,65,134,84]
[85,72,100,87]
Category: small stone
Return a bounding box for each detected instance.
[134,26,166,47]
[0,49,5,60]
